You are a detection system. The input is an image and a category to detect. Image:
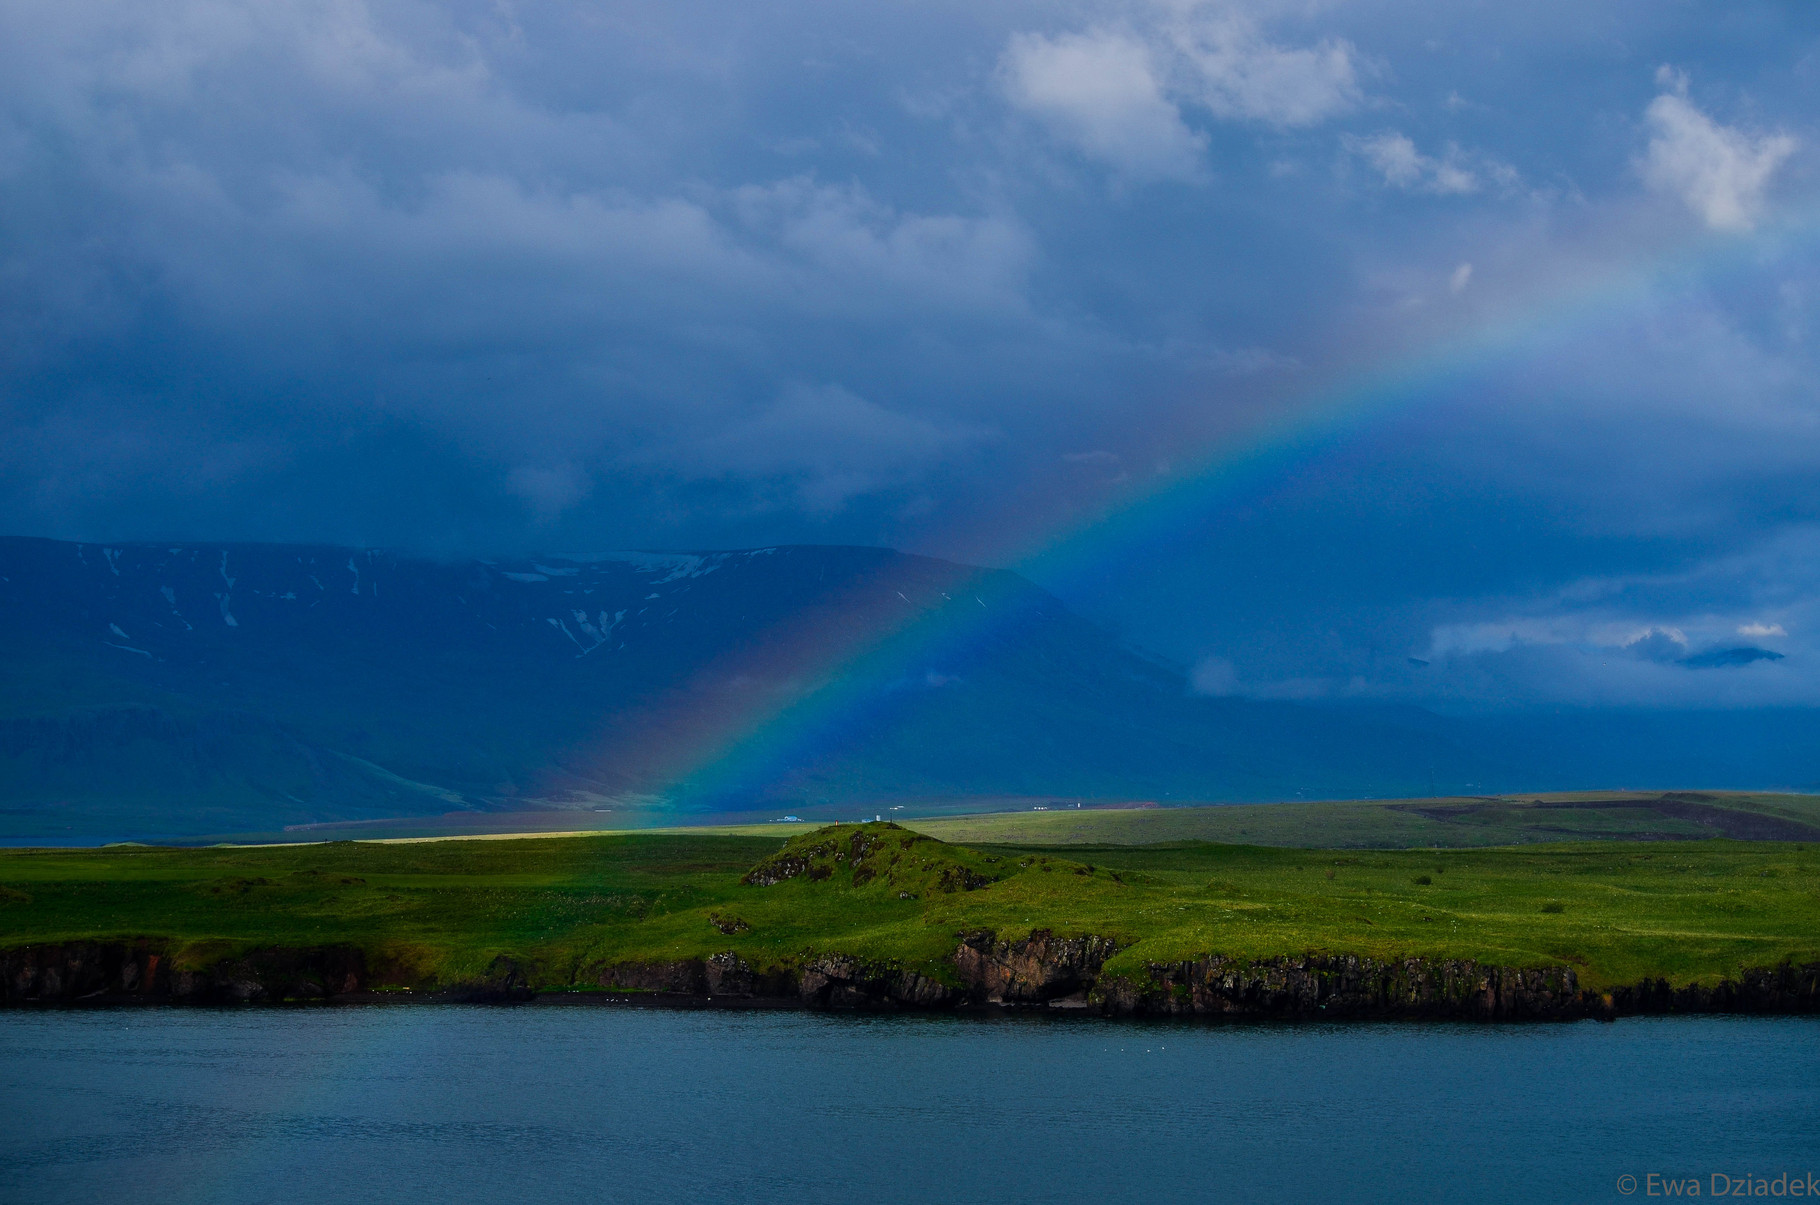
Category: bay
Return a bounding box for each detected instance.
[1,1008,1815,1203]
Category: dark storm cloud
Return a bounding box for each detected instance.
[1,0,1817,705]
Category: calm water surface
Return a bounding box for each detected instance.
[0,1008,1815,1204]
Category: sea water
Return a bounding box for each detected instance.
[0,1008,1815,1204]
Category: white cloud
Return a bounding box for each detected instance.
[731,177,1034,315]
[1623,626,1689,662]
[686,383,989,513]
[1407,525,1820,708]
[1640,78,1795,231]
[507,463,591,523]
[1165,10,1360,128]
[1000,6,1360,180]
[1347,131,1510,196]
[1061,449,1130,483]
[1000,30,1205,182]
[1427,618,1714,661]
[1449,262,1473,293]
[1190,656,1239,695]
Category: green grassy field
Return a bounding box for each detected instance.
[906,791,1820,848]
[3,821,1817,992]
[236,790,1820,849]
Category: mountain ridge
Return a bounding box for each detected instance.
[3,536,1817,840]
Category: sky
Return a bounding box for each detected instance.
[1,0,1817,712]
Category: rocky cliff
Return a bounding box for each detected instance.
[7,934,1819,1020]
[0,941,367,1005]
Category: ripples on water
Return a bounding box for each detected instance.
[1,1008,1815,1204]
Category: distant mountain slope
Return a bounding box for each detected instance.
[1,537,1816,839]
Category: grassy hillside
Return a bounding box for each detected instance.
[188,789,1820,848]
[904,791,1820,848]
[3,823,1817,991]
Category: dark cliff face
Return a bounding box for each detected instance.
[9,935,1817,1020]
[0,943,368,1006]
[953,930,1118,1005]
[1097,954,1584,1020]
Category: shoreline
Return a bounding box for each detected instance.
[6,937,1817,1023]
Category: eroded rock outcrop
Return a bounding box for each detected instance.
[796,955,959,1008]
[6,938,1818,1019]
[595,953,798,1000]
[1093,954,1583,1019]
[0,942,367,1005]
[1602,963,1820,1015]
[954,929,1119,1005]
[592,952,954,1008]
[1093,954,1820,1019]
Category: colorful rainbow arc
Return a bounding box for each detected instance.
[657,209,1819,812]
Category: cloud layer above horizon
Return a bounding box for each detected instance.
[1,0,1817,709]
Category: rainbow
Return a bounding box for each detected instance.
[643,211,1815,814]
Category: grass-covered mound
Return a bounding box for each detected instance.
[1,823,1817,997]
[742,822,1012,894]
